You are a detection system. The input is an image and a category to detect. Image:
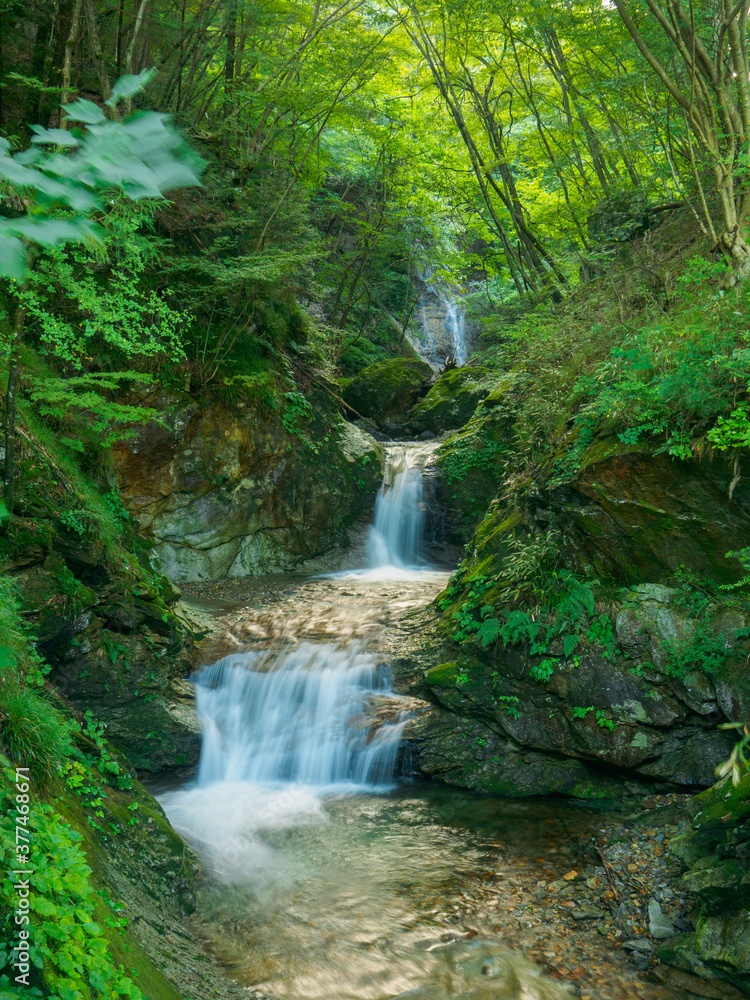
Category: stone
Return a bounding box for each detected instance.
[342,357,433,425]
[648,899,675,939]
[407,367,492,435]
[622,938,652,952]
[572,905,605,920]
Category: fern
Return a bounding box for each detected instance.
[562,634,579,657]
[477,617,502,648]
[501,610,541,645]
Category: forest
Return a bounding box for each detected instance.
[1,1,750,999]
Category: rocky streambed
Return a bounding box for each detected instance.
[165,572,743,1000]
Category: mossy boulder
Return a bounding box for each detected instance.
[406,366,492,434]
[659,773,750,995]
[448,446,750,592]
[342,357,433,425]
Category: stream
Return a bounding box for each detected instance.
[159,444,679,1000]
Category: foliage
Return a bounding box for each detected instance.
[0,96,202,281]
[716,723,750,786]
[0,758,144,1000]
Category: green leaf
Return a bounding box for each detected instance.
[0,236,27,280]
[30,126,80,148]
[106,68,157,107]
[562,634,579,658]
[0,217,102,248]
[61,99,107,126]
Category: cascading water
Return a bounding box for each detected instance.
[444,296,468,366]
[411,268,469,368]
[366,441,438,570]
[160,642,414,882]
[194,643,406,789]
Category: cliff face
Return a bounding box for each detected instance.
[399,444,750,797]
[111,391,383,582]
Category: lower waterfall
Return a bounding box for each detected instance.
[194,643,406,789]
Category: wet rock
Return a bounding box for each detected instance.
[648,899,675,938]
[622,938,652,952]
[658,773,750,995]
[571,905,605,921]
[112,391,384,581]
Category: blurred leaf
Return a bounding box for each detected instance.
[106,68,157,107]
[30,126,80,148]
[0,217,102,248]
[61,99,107,126]
[0,236,27,280]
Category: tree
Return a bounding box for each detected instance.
[613,0,750,281]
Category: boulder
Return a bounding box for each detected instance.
[111,391,384,582]
[406,366,492,435]
[342,358,433,425]
[659,773,750,996]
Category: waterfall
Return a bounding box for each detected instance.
[411,268,469,368]
[444,297,468,366]
[367,442,437,569]
[192,643,406,790]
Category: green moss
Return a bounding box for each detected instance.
[342,357,432,424]
[424,662,460,688]
[407,367,492,433]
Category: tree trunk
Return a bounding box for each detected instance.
[61,0,84,119]
[3,300,28,522]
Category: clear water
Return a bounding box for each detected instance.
[164,783,592,1000]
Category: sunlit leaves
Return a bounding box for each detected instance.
[0,78,204,281]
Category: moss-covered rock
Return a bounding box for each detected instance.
[434,386,517,543]
[406,366,492,434]
[658,773,750,995]
[0,750,250,1000]
[342,357,433,425]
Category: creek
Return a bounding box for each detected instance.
[159,445,675,1000]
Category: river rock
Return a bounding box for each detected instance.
[648,899,675,938]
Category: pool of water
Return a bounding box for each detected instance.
[161,780,599,1000]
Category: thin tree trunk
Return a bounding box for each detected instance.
[3,259,33,526]
[61,0,84,121]
[83,0,115,107]
[223,0,238,151]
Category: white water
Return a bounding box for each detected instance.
[366,442,438,571]
[194,643,406,789]
[160,442,440,885]
[160,641,413,881]
[444,295,468,366]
